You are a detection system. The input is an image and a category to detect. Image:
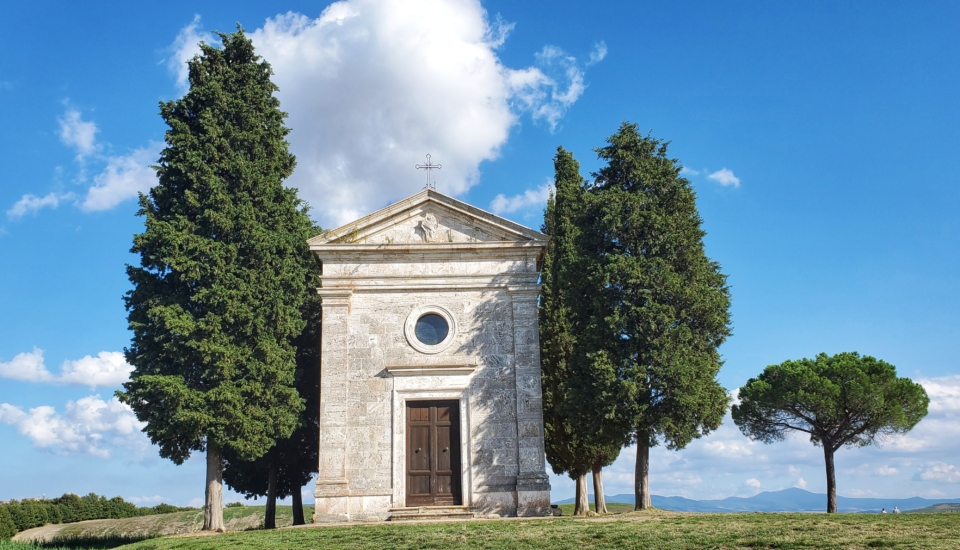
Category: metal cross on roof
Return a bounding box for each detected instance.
[415,154,441,190]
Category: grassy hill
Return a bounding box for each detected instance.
[4,507,960,549]
[7,505,312,547]
[906,502,960,513]
[2,508,959,550]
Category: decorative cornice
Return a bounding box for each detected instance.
[385,361,478,376]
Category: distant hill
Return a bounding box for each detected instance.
[906,502,960,514]
[554,488,960,513]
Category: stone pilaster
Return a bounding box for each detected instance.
[509,285,552,517]
[314,288,352,522]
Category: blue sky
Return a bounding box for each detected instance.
[2,1,959,507]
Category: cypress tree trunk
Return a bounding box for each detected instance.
[635,442,652,510]
[574,473,590,516]
[264,462,278,529]
[292,485,305,526]
[592,464,608,514]
[824,446,837,513]
[204,442,225,532]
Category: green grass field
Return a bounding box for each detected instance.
[5,507,960,550]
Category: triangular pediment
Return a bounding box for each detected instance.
[308,190,547,246]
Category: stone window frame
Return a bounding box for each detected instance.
[404,305,457,354]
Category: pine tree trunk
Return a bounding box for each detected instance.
[592,464,608,514]
[264,461,278,529]
[635,441,652,510]
[203,441,225,532]
[292,485,305,526]
[824,446,837,514]
[574,472,590,516]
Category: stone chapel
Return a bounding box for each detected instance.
[308,189,552,521]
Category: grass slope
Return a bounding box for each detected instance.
[113,511,960,550]
[906,503,960,513]
[9,506,313,547]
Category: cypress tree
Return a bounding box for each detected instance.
[223,292,321,528]
[586,123,731,510]
[540,147,594,515]
[541,147,635,515]
[119,29,312,531]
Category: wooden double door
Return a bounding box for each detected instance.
[406,400,462,506]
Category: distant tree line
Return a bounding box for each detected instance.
[0,493,193,539]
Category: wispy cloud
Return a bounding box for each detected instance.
[165,15,218,92]
[0,395,146,458]
[550,374,960,501]
[6,192,75,219]
[708,167,741,187]
[490,181,553,215]
[0,348,133,389]
[82,143,161,212]
[58,108,100,160]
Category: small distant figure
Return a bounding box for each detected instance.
[893,506,900,514]
[881,508,887,514]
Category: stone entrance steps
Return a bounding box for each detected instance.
[388,505,476,521]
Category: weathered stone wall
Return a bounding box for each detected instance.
[312,193,550,522]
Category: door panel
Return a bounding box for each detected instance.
[406,400,461,506]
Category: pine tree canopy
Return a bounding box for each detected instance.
[732,352,929,450]
[119,28,314,465]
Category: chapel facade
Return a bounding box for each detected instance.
[309,189,552,521]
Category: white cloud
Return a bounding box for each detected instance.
[549,374,960,501]
[166,15,218,91]
[679,167,699,176]
[587,41,607,66]
[708,168,740,187]
[82,143,161,212]
[490,181,553,214]
[0,348,132,389]
[58,108,100,159]
[6,192,75,219]
[58,351,134,389]
[921,375,960,413]
[235,0,598,227]
[0,395,146,458]
[745,478,761,488]
[187,497,204,508]
[918,462,960,483]
[0,348,55,383]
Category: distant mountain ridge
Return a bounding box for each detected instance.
[554,487,960,513]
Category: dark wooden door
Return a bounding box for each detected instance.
[406,400,461,506]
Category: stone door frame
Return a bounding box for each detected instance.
[393,387,473,508]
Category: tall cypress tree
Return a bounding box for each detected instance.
[223,289,321,528]
[540,147,593,515]
[586,123,731,510]
[119,29,312,531]
[541,147,635,515]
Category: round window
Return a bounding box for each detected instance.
[404,306,456,354]
[415,314,449,346]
